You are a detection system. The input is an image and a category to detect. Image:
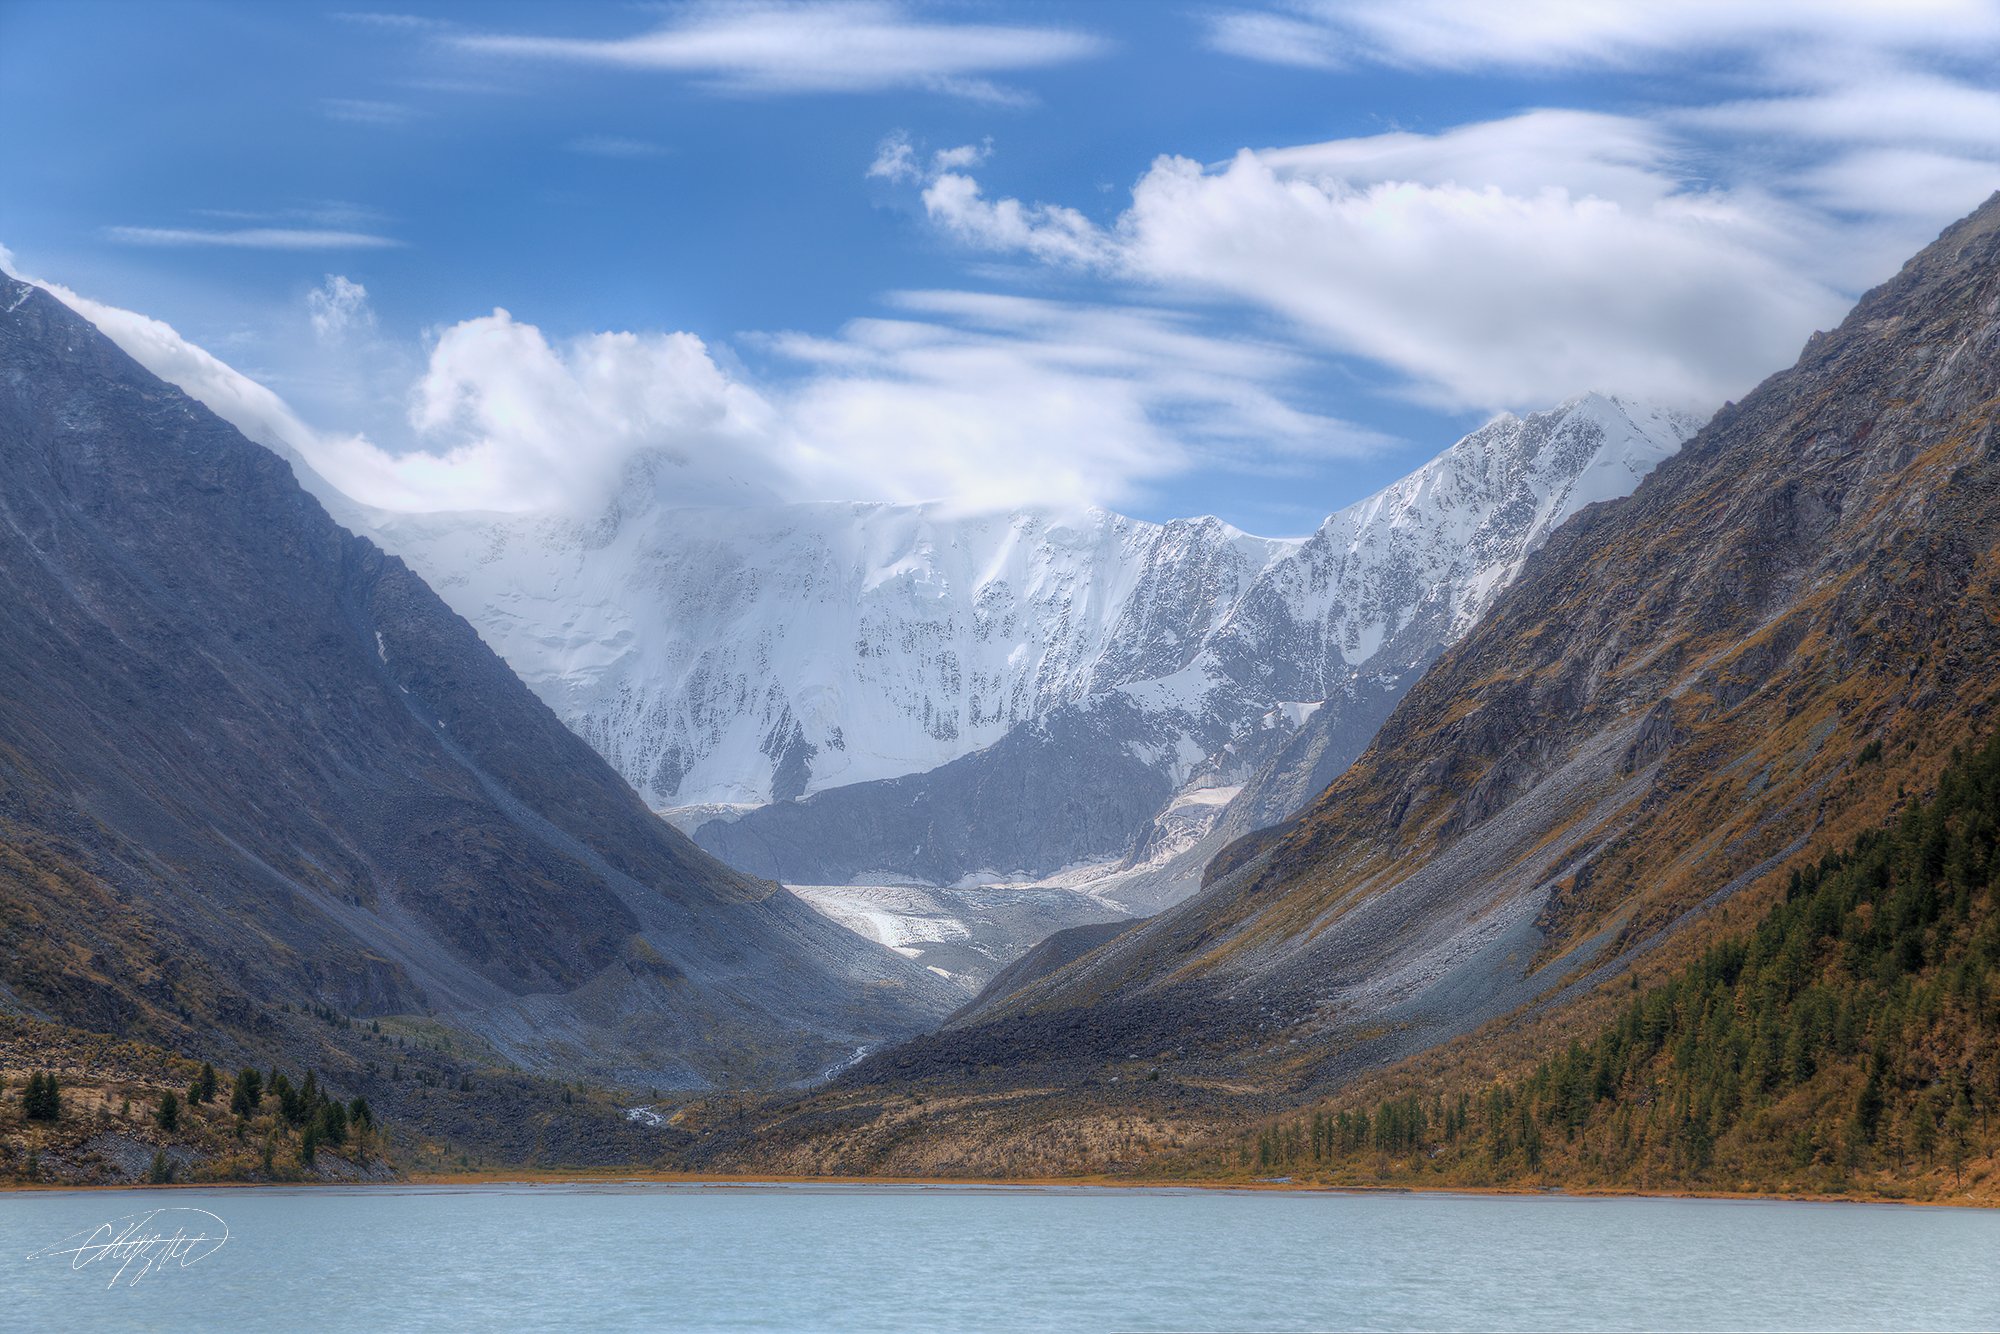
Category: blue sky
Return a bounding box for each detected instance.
[4,1,2000,533]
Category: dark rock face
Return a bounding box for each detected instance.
[874,193,2000,1091]
[694,695,1175,883]
[696,661,1417,904]
[0,275,955,1088]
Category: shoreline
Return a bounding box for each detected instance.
[4,1169,1990,1209]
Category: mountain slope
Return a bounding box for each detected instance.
[360,498,1289,810]
[1239,733,2000,1201]
[861,192,2000,1097]
[696,395,1697,896]
[0,272,955,1090]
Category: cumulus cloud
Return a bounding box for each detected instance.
[920,172,1116,268]
[19,267,1365,519]
[866,132,922,183]
[903,112,1854,412]
[931,140,990,171]
[1197,4,2000,316]
[451,0,1105,102]
[287,311,784,512]
[8,259,761,514]
[1176,5,2000,414]
[308,275,376,343]
[867,133,991,186]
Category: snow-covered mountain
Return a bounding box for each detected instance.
[348,393,1700,905]
[363,485,1291,810]
[693,393,1700,897]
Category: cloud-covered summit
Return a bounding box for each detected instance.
[13,266,1376,521]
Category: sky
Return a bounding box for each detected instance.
[3,1,2000,535]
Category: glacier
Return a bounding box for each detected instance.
[342,392,1698,914]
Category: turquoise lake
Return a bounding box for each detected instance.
[5,1183,1996,1331]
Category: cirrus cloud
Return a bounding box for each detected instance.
[450,0,1106,104]
[104,225,405,250]
[1203,0,2000,72]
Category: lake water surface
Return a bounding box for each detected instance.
[5,1182,1996,1331]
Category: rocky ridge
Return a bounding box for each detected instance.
[0,273,957,1094]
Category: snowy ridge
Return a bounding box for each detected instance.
[346,394,1699,830]
[363,483,1289,808]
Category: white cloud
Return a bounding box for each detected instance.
[921,172,1115,268]
[1795,148,2000,219]
[105,226,405,250]
[866,132,921,183]
[1204,0,2000,72]
[1179,5,2000,411]
[9,259,760,514]
[450,0,1105,101]
[1204,10,1352,70]
[308,275,376,343]
[1684,68,2000,154]
[902,112,1852,412]
[311,310,787,512]
[21,267,1366,519]
[931,140,990,171]
[765,291,1385,510]
[867,133,991,185]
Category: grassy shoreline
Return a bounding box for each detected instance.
[4,1166,1993,1208]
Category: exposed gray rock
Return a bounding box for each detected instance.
[873,191,2000,1093]
[0,274,957,1091]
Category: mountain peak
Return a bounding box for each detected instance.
[911,190,2000,1097]
[0,277,959,1087]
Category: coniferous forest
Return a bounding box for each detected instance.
[1239,734,2000,1200]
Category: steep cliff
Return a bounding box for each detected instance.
[875,193,2000,1096]
[0,273,956,1091]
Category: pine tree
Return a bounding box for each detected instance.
[156,1089,180,1132]
[192,1062,218,1105]
[274,1073,306,1127]
[317,1099,348,1147]
[230,1067,263,1117]
[23,1071,61,1122]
